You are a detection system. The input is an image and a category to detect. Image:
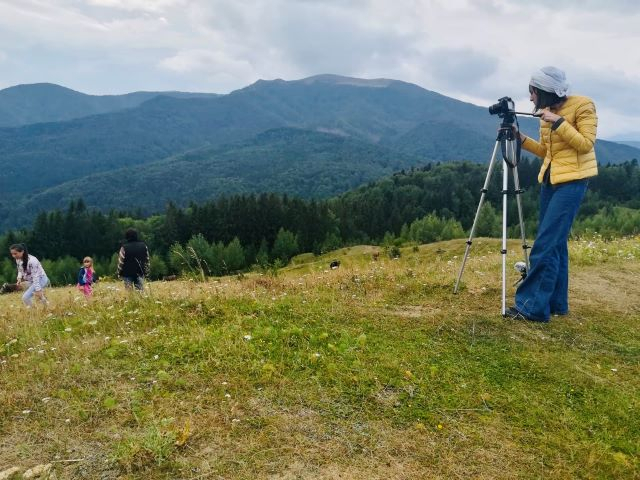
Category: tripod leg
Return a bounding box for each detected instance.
[501,144,510,316]
[512,166,530,269]
[454,141,501,294]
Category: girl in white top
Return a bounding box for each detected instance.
[9,243,50,307]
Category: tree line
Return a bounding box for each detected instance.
[2,159,638,286]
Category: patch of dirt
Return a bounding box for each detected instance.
[383,305,443,320]
[571,262,640,315]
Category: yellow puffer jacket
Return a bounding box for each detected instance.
[522,95,598,184]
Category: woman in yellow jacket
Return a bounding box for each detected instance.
[506,66,597,322]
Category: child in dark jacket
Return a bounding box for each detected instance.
[77,256,98,298]
[117,229,150,291]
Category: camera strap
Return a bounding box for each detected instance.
[501,116,522,168]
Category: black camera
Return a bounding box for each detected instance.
[488,96,515,117]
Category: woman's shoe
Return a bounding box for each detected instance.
[505,306,549,323]
[505,306,527,320]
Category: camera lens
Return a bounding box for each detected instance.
[488,102,502,115]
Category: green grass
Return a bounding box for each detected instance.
[1,237,639,479]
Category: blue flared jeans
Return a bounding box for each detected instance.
[515,179,588,322]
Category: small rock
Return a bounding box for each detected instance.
[23,463,52,479]
[0,467,22,480]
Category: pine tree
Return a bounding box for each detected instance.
[272,228,299,263]
[223,237,246,273]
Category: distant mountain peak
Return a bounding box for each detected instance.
[1,82,82,94]
[246,74,401,90]
[296,74,397,88]
[0,83,219,128]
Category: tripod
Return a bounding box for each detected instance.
[453,115,530,316]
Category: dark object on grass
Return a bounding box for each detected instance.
[162,275,177,281]
[1,282,20,294]
[329,260,340,269]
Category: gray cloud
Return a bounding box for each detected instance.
[571,68,640,111]
[84,0,184,13]
[534,0,640,13]
[0,0,639,137]
[423,48,499,92]
[265,2,418,76]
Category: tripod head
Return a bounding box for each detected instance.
[489,97,521,167]
[490,97,517,138]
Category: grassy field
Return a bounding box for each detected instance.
[1,237,639,479]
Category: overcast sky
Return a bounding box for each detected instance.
[1,0,639,139]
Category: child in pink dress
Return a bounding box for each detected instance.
[77,257,97,298]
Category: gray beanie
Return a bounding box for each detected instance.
[530,66,570,97]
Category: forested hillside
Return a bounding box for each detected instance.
[2,160,638,285]
[1,75,638,232]
[0,128,424,229]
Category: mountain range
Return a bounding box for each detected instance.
[0,75,638,231]
[0,83,219,127]
[617,141,640,149]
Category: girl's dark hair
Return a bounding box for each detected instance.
[9,243,29,271]
[125,228,139,242]
[530,85,566,110]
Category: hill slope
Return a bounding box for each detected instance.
[0,74,543,197]
[0,237,638,478]
[1,128,425,226]
[0,83,218,127]
[0,93,288,195]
